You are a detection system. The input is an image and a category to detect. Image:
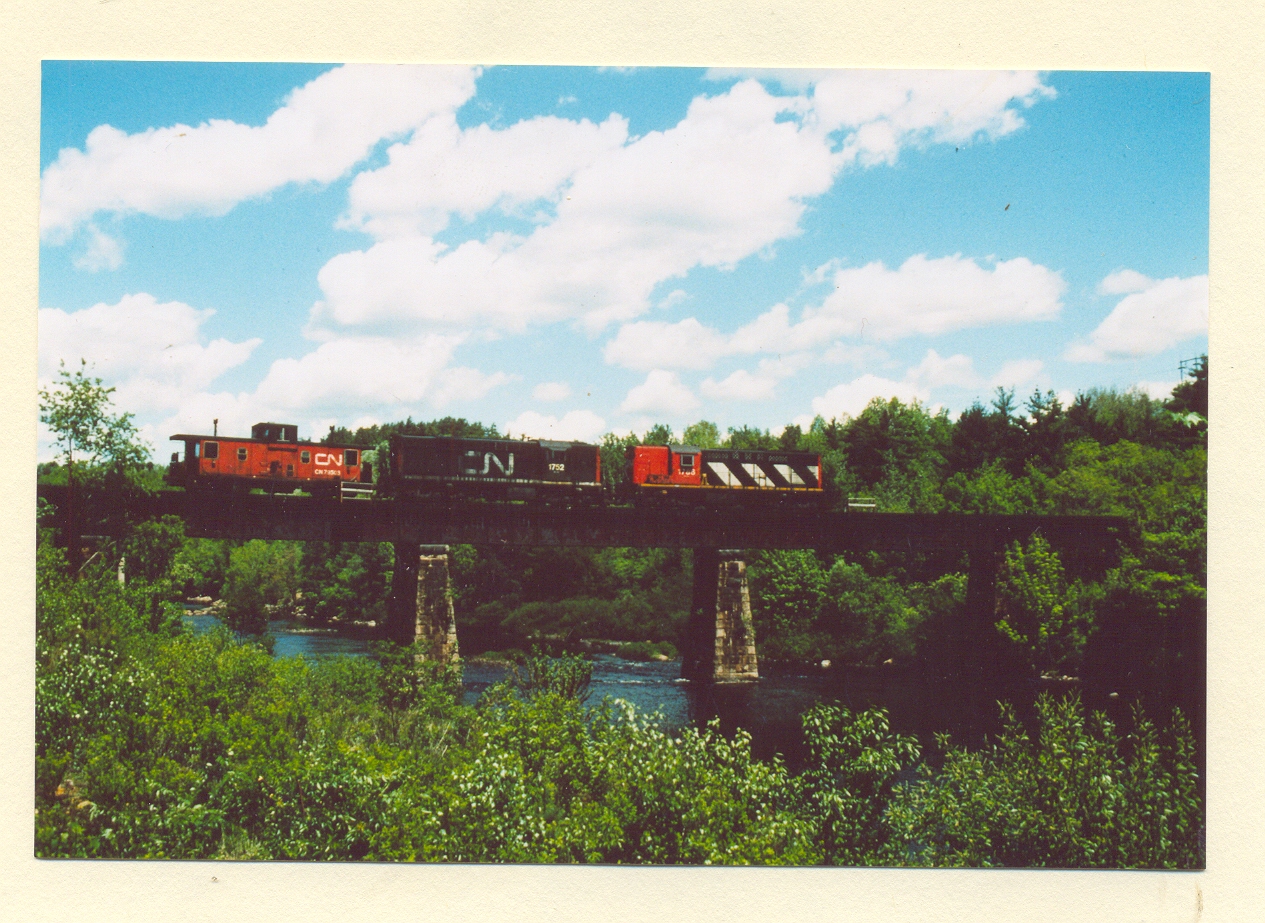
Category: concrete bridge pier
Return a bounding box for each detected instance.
[387,542,459,662]
[682,548,759,684]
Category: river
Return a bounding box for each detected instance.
[180,611,1154,770]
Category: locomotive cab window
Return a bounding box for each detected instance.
[237,447,248,461]
[678,454,695,472]
[345,450,359,467]
[301,450,311,464]
[203,441,219,460]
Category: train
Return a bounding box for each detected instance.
[166,422,372,499]
[166,423,825,506]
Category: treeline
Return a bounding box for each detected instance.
[36,544,1202,865]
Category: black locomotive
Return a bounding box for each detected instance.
[383,434,603,502]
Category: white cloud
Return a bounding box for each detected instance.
[699,354,810,402]
[1066,273,1209,362]
[991,359,1045,389]
[505,410,606,442]
[1136,380,1180,401]
[41,64,477,241]
[908,349,980,388]
[73,224,124,271]
[812,254,1064,341]
[38,293,260,415]
[604,252,1059,376]
[532,381,572,401]
[603,318,730,370]
[1098,268,1152,295]
[341,113,629,239]
[147,331,509,444]
[312,79,838,336]
[805,373,929,422]
[619,370,699,415]
[658,289,688,310]
[708,69,1054,165]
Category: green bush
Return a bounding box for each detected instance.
[884,694,1203,868]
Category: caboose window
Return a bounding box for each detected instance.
[301,450,311,464]
[203,441,219,460]
[237,447,248,461]
[345,450,359,467]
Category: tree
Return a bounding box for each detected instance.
[39,360,149,571]
[39,360,148,472]
[681,420,721,448]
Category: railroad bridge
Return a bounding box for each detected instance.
[38,486,1127,684]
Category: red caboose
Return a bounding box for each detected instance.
[167,422,370,497]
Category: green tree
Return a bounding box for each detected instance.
[39,360,149,570]
[222,541,302,634]
[681,420,721,448]
[994,535,1093,675]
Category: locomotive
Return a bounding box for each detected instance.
[168,424,825,506]
[625,444,822,503]
[382,434,603,503]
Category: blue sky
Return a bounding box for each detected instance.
[38,64,1208,457]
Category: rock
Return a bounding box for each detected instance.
[820,659,832,669]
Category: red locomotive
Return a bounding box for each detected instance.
[626,444,822,503]
[167,422,371,498]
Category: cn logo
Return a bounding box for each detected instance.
[463,450,515,477]
[314,452,343,466]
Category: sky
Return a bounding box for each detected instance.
[38,63,1209,459]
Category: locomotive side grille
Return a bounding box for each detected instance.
[701,458,819,490]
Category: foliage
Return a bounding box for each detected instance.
[681,420,722,448]
[36,532,1202,867]
[994,536,1094,675]
[298,542,393,625]
[885,695,1202,868]
[39,360,149,471]
[793,705,920,864]
[511,652,593,702]
[171,539,232,599]
[222,541,302,634]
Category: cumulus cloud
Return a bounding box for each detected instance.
[991,359,1045,389]
[312,80,838,335]
[802,373,929,423]
[38,293,261,415]
[532,381,572,401]
[908,349,981,388]
[41,64,477,241]
[605,254,1062,376]
[505,410,606,442]
[138,330,507,443]
[72,224,124,271]
[1136,380,1180,401]
[310,73,1056,340]
[699,354,811,402]
[786,254,1064,343]
[619,370,699,415]
[603,318,730,370]
[1066,273,1209,362]
[709,69,1054,165]
[341,113,629,239]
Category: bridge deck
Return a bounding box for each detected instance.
[39,485,1128,553]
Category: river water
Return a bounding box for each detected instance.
[180,612,1117,769]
